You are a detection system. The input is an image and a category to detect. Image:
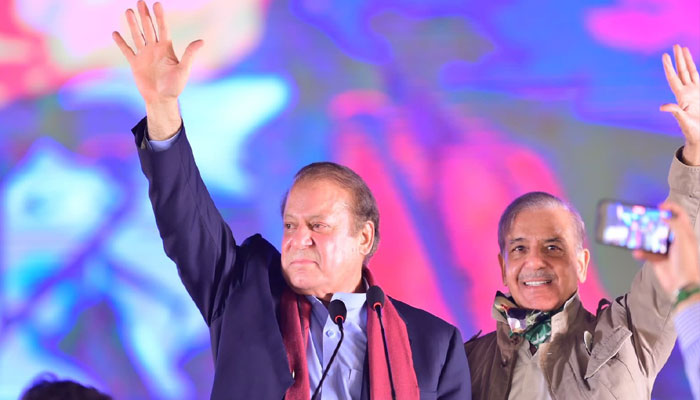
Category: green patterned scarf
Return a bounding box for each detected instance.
[493,291,563,348]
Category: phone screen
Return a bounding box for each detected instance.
[596,200,671,254]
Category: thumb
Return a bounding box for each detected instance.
[180,39,205,74]
[659,103,683,114]
[660,103,697,140]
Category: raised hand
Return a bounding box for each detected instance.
[662,45,700,165]
[113,1,203,139]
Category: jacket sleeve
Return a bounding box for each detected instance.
[132,117,241,326]
[625,148,700,377]
[437,326,472,400]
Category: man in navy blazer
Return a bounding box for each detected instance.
[114,2,470,399]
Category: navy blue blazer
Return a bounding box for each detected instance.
[133,119,471,399]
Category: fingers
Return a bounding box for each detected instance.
[663,53,683,94]
[664,45,699,89]
[659,201,692,232]
[675,44,691,85]
[153,2,170,42]
[659,200,684,214]
[632,249,667,263]
[180,40,205,73]
[137,0,158,44]
[112,31,135,61]
[683,46,699,84]
[126,8,145,50]
[659,200,687,220]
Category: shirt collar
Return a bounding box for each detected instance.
[305,278,369,326]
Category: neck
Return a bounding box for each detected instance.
[316,274,365,304]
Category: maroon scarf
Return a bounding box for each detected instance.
[281,269,420,399]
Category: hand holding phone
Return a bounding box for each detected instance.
[595,199,672,255]
[631,201,700,301]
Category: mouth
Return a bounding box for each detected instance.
[523,280,553,287]
[289,259,317,266]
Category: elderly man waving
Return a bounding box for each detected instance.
[112,1,470,399]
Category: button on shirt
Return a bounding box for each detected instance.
[306,292,367,400]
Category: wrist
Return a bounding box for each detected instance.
[145,100,182,141]
[674,291,700,314]
[674,283,700,310]
[682,143,700,166]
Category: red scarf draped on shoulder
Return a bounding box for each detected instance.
[281,268,420,400]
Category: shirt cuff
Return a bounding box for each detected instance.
[148,131,180,152]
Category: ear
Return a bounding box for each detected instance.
[358,221,375,256]
[576,248,590,283]
[498,253,507,286]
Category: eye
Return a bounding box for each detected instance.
[311,223,327,231]
[510,245,526,254]
[283,222,295,230]
[545,244,562,252]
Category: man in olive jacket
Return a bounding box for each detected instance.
[465,44,700,399]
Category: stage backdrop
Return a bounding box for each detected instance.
[1,0,698,398]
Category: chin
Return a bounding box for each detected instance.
[289,287,312,296]
[531,302,560,312]
[283,273,317,295]
[516,295,561,312]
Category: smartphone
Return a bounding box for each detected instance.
[595,199,672,255]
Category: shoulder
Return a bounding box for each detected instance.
[390,298,471,393]
[391,298,456,331]
[391,298,460,342]
[464,330,498,357]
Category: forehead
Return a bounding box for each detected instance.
[284,178,353,217]
[507,206,577,240]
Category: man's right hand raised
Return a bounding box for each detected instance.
[113,1,203,140]
[662,45,700,166]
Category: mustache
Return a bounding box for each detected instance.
[518,270,556,281]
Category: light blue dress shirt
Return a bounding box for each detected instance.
[675,300,700,400]
[149,133,179,151]
[306,293,367,399]
[150,133,370,398]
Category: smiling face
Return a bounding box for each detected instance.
[498,206,590,311]
[281,178,374,301]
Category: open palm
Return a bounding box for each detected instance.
[662,45,700,147]
[113,1,203,105]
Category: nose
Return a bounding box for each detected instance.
[522,249,546,269]
[288,225,313,249]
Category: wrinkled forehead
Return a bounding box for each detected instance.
[507,205,578,241]
[284,178,353,216]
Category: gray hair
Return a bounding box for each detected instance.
[498,191,585,255]
[281,162,380,262]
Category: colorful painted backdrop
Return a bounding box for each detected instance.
[1,0,698,398]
